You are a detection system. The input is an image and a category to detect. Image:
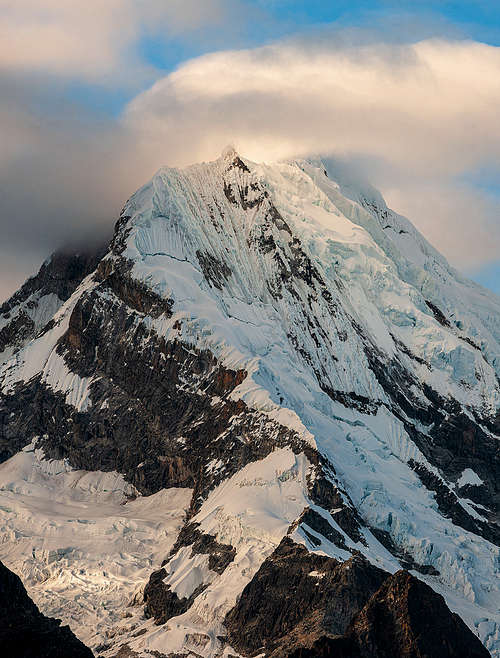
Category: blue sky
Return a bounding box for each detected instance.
[139,1,500,71]
[52,1,500,116]
[146,0,500,295]
[0,0,499,298]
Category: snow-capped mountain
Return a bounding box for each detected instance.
[0,147,498,657]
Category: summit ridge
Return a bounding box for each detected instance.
[0,152,499,657]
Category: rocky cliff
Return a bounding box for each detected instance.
[0,148,498,656]
[0,560,93,657]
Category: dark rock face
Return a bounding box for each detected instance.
[0,310,35,355]
[307,470,365,545]
[196,250,232,290]
[0,246,106,355]
[361,334,500,546]
[224,537,387,657]
[0,263,309,500]
[408,459,500,545]
[143,523,237,626]
[0,560,93,658]
[1,248,105,316]
[346,570,490,658]
[168,522,236,574]
[144,568,206,626]
[97,259,173,318]
[294,507,348,550]
[289,571,490,658]
[224,538,490,658]
[425,299,452,328]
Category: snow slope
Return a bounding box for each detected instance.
[1,148,499,656]
[0,442,191,650]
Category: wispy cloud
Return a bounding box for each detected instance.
[0,0,250,80]
[126,37,500,172]
[123,37,500,265]
[0,4,499,300]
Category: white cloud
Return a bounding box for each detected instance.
[121,37,500,267]
[383,178,500,269]
[125,37,500,171]
[0,0,131,77]
[0,0,246,79]
[1,26,500,301]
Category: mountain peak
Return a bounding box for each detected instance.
[1,148,500,657]
[218,144,251,173]
[220,144,238,160]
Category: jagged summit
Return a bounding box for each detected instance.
[0,151,499,657]
[221,143,238,158]
[219,143,242,163]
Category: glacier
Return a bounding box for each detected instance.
[0,147,499,656]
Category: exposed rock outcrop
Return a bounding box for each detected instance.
[288,570,490,658]
[0,246,106,357]
[0,560,93,658]
[1,149,499,656]
[225,537,387,656]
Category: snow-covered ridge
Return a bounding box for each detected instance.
[0,273,98,407]
[119,149,500,414]
[1,148,499,656]
[103,149,500,654]
[0,248,105,366]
